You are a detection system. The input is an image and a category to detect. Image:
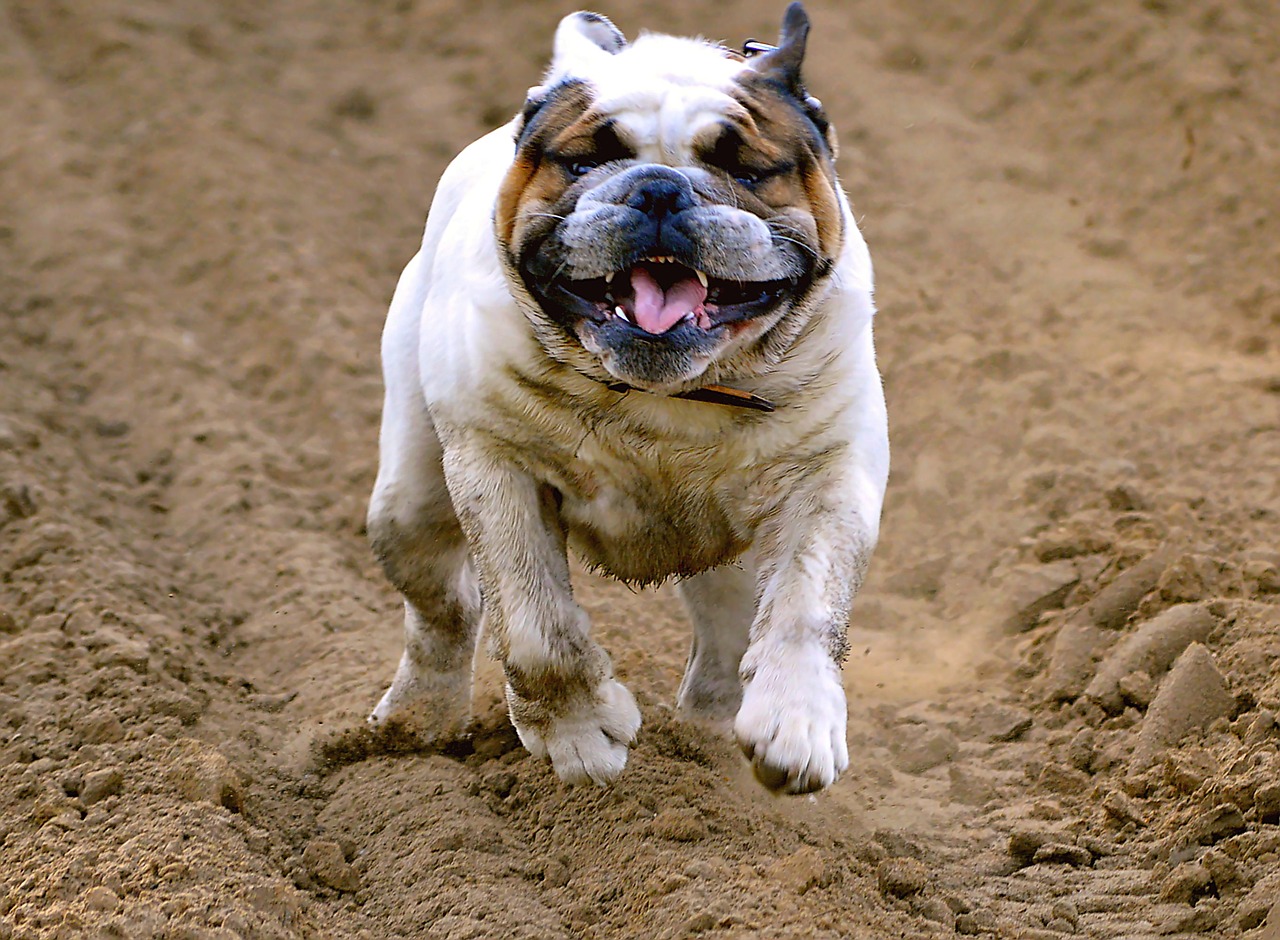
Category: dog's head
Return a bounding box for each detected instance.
[496,3,844,394]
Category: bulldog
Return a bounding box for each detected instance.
[365,2,889,794]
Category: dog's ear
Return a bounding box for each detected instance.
[749,2,809,92]
[549,12,626,75]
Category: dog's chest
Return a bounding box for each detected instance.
[539,430,759,583]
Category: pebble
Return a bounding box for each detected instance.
[1043,618,1108,701]
[75,708,125,745]
[1083,603,1216,713]
[768,847,825,895]
[1255,783,1280,823]
[1117,670,1154,708]
[1038,762,1090,796]
[1084,551,1169,630]
[893,727,959,774]
[83,885,121,913]
[1130,643,1234,769]
[998,561,1080,632]
[964,703,1034,742]
[1100,789,1148,828]
[80,767,124,805]
[1195,803,1246,845]
[1031,843,1092,867]
[876,857,927,898]
[955,910,999,935]
[1008,827,1057,866]
[302,839,360,892]
[1160,861,1211,903]
[167,747,242,811]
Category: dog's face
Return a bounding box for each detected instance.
[496,6,843,393]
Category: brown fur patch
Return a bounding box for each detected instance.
[495,82,598,252]
[725,74,843,258]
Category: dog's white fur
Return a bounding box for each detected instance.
[366,10,888,793]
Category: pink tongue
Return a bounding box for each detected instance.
[630,266,708,334]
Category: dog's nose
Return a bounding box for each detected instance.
[626,176,694,219]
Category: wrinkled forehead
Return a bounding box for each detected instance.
[566,34,751,163]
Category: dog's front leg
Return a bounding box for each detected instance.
[439,432,641,786]
[735,465,882,794]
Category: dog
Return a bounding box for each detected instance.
[365,2,888,794]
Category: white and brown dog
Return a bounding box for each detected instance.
[366,3,888,794]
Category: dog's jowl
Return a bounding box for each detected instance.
[365,3,889,794]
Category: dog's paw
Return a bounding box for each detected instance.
[368,655,472,744]
[734,646,849,794]
[511,678,642,786]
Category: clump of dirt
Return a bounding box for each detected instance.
[1,0,1278,938]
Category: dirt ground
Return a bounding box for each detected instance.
[2,0,1279,937]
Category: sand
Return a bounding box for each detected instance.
[1,0,1278,937]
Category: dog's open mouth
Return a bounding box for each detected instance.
[555,257,795,335]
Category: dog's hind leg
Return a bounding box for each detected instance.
[366,253,482,741]
[675,555,755,724]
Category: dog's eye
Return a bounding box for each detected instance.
[733,168,764,187]
[566,158,601,178]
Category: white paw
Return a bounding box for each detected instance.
[734,646,849,794]
[511,679,642,786]
[368,653,472,743]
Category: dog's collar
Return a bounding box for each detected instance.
[604,381,776,413]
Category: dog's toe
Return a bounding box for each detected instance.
[734,649,849,794]
[513,678,642,786]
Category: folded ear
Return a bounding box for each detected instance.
[749,2,810,91]
[549,11,626,76]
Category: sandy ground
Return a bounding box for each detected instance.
[2,0,1279,937]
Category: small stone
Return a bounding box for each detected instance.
[1195,804,1246,844]
[1255,783,1280,823]
[768,847,825,894]
[1031,842,1092,867]
[1117,671,1155,708]
[83,886,121,913]
[1164,749,1218,795]
[1200,849,1244,894]
[80,767,124,805]
[893,727,959,773]
[998,561,1080,632]
[1131,643,1234,769]
[912,895,955,926]
[1083,603,1216,713]
[1038,762,1091,796]
[649,808,708,843]
[540,858,570,888]
[955,910,999,935]
[1157,554,1219,603]
[1065,728,1095,772]
[1049,899,1079,929]
[876,857,927,898]
[1008,828,1055,866]
[1101,789,1148,828]
[302,839,360,892]
[167,747,242,811]
[965,703,1033,742]
[684,912,717,934]
[75,708,125,744]
[1160,862,1211,903]
[1043,618,1108,701]
[483,771,516,799]
[1085,551,1169,630]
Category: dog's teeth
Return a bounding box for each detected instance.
[695,269,708,288]
[605,272,614,285]
[614,304,630,322]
